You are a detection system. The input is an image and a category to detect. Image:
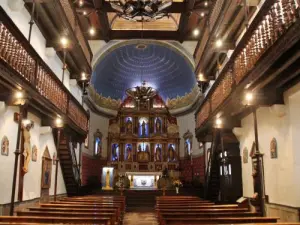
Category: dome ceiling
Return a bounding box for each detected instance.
[91,42,196,100]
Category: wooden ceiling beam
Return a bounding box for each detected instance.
[93,0,110,42]
[178,0,196,43]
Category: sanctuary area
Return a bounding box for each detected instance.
[1,0,300,224]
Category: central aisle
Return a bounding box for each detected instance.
[123,212,159,225]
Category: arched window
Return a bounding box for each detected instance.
[94,129,102,157]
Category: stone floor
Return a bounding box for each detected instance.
[123,212,159,225]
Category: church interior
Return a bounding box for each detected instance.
[0,0,300,224]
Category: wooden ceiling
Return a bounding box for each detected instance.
[76,0,209,42]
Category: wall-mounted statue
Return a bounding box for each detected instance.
[126,144,133,161]
[168,144,175,161]
[23,123,33,173]
[183,130,193,158]
[126,118,133,133]
[155,117,162,133]
[1,136,9,156]
[270,138,277,159]
[155,144,162,161]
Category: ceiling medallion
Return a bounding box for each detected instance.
[126,81,157,101]
[110,0,173,22]
[136,44,148,49]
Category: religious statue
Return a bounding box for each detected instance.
[105,170,111,189]
[155,118,162,133]
[168,144,175,161]
[112,144,118,161]
[23,124,32,173]
[141,121,146,136]
[155,144,161,161]
[138,144,142,152]
[126,118,132,133]
[126,145,132,161]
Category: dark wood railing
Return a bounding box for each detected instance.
[196,0,299,129]
[0,8,88,133]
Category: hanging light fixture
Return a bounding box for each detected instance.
[110,0,173,22]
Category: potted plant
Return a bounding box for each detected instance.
[173,179,183,194]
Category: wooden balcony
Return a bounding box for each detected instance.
[195,0,300,134]
[0,7,88,135]
[24,0,92,76]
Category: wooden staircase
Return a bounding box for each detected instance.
[205,130,221,202]
[54,130,80,196]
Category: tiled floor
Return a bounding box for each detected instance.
[123,212,159,225]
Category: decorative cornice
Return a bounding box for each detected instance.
[166,85,200,110]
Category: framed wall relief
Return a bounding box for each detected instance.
[1,136,9,156]
[84,133,89,149]
[270,138,278,159]
[41,146,52,189]
[53,152,57,165]
[32,145,38,162]
[243,147,248,163]
[94,129,102,157]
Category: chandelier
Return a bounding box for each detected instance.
[110,0,173,22]
[126,81,157,100]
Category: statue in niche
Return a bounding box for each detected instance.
[112,144,118,161]
[1,136,9,156]
[270,138,277,159]
[156,118,162,133]
[141,121,146,136]
[155,144,162,161]
[145,144,149,153]
[168,144,175,161]
[138,144,142,152]
[105,170,111,189]
[126,145,132,161]
[126,118,132,133]
[23,124,32,173]
[137,144,150,162]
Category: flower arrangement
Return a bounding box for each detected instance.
[173,179,182,188]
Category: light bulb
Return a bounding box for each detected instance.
[216,39,223,48]
[60,37,69,48]
[89,27,95,36]
[193,28,200,37]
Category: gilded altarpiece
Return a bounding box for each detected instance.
[107,84,180,179]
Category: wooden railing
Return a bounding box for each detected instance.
[0,9,88,133]
[59,0,92,64]
[196,0,299,129]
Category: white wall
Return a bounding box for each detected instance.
[84,110,110,158]
[177,110,203,158]
[238,82,300,207]
[1,0,82,102]
[0,106,66,204]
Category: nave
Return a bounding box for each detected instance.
[0,193,299,225]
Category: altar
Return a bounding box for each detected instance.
[126,172,162,189]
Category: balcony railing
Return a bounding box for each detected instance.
[0,7,88,133]
[196,0,299,129]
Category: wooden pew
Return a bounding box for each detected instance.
[39,204,121,221]
[16,210,116,225]
[155,204,240,210]
[0,216,111,225]
[160,217,279,225]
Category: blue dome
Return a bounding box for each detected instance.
[91,42,196,102]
